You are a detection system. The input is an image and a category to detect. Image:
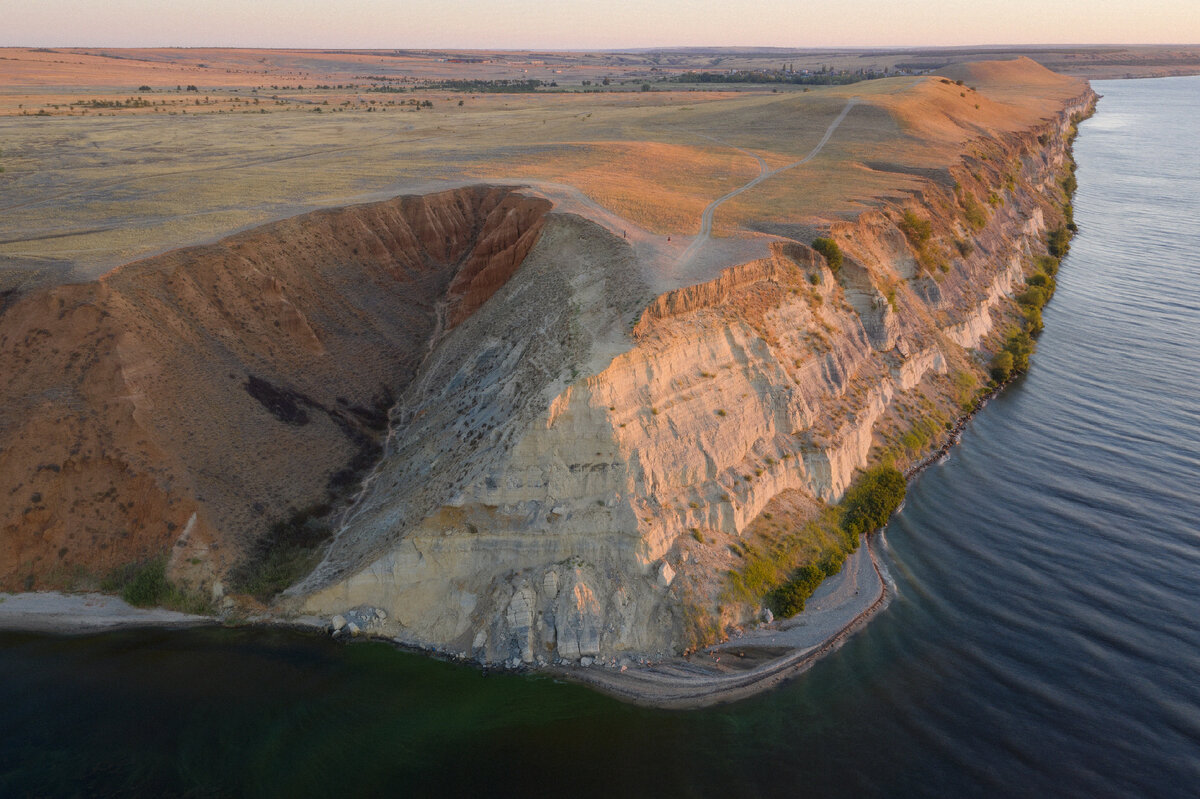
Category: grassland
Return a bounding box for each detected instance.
[0,47,1090,301]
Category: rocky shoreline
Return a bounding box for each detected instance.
[552,361,1042,708]
[543,534,889,709]
[0,537,886,711]
[903,378,1010,482]
[0,373,1025,709]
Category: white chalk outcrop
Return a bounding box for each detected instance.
[291,92,1095,664]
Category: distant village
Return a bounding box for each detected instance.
[674,64,930,86]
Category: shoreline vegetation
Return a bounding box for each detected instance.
[724,463,904,625]
[688,101,1091,660]
[558,534,891,709]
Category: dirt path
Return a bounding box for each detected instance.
[675,97,861,270]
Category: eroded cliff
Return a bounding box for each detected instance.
[296,86,1098,664]
[0,60,1096,670]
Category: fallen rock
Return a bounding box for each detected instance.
[657,561,676,588]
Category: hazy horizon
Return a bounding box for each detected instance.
[4,43,1200,52]
[4,0,1197,50]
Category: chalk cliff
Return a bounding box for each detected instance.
[295,88,1098,663]
[0,62,1096,667]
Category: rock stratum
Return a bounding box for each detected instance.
[0,60,1095,667]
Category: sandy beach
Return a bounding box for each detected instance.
[0,592,213,634]
[556,534,890,709]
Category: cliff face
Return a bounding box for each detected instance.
[0,60,1095,665]
[297,88,1098,663]
[0,186,548,590]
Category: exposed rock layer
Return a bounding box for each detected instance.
[298,87,1098,662]
[0,64,1096,668]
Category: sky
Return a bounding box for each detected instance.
[4,0,1199,49]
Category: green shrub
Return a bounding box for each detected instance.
[768,564,823,616]
[1061,171,1077,196]
[811,237,843,273]
[101,557,209,614]
[897,415,944,458]
[1003,328,1035,372]
[952,369,978,408]
[767,545,852,617]
[989,350,1014,382]
[730,466,904,619]
[229,505,332,602]
[1035,255,1060,276]
[742,556,783,598]
[1016,286,1048,310]
[899,211,933,246]
[1023,305,1044,335]
[1048,226,1071,259]
[1019,270,1055,334]
[840,464,906,538]
[1063,202,1076,230]
[819,548,846,576]
[1023,273,1055,305]
[122,559,170,606]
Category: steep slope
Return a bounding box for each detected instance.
[2,58,1096,671]
[296,69,1096,664]
[0,186,549,590]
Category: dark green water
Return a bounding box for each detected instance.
[4,76,1200,798]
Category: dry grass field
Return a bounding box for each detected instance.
[0,46,1095,301]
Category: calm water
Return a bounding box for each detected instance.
[3,76,1199,798]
